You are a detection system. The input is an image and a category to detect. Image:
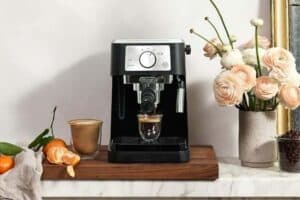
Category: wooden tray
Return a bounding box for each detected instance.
[42,146,218,180]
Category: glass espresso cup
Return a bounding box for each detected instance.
[68,119,103,159]
[137,114,163,142]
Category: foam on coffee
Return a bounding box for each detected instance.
[138,117,161,123]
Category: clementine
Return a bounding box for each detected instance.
[43,138,66,155]
[62,151,80,166]
[66,165,75,178]
[0,155,14,174]
[46,146,68,164]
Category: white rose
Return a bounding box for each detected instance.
[220,49,244,69]
[242,48,266,67]
[220,44,232,53]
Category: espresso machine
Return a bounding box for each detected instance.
[108,39,191,163]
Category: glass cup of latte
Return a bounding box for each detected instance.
[137,114,163,142]
[68,119,103,159]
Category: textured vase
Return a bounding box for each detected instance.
[239,111,277,168]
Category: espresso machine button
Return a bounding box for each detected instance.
[139,51,157,68]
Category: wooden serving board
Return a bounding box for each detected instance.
[42,146,218,180]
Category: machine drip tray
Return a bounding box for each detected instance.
[110,136,188,151]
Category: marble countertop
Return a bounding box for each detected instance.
[42,158,300,198]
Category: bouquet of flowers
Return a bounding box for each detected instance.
[190,0,300,111]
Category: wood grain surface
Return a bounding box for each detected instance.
[42,146,218,180]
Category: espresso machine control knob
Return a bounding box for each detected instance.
[139,51,156,68]
[185,45,191,55]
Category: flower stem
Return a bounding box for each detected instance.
[255,26,262,76]
[253,95,257,110]
[254,65,259,78]
[242,93,248,110]
[263,100,266,111]
[248,92,254,110]
[259,99,263,111]
[205,17,225,44]
[209,0,233,49]
[272,95,278,110]
[190,29,222,56]
[50,106,57,137]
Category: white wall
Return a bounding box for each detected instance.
[0,0,270,157]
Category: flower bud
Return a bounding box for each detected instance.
[230,35,237,43]
[250,18,264,27]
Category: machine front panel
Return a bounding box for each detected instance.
[125,45,171,72]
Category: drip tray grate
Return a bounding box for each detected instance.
[110,136,188,151]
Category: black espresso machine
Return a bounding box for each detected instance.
[108,39,191,163]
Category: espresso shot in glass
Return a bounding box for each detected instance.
[68,119,103,159]
[137,114,163,143]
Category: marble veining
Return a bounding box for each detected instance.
[42,158,300,198]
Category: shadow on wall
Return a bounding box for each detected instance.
[187,81,238,157]
[16,53,112,144]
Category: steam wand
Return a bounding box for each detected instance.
[176,76,185,113]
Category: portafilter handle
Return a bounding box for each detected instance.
[139,77,159,114]
[141,87,156,114]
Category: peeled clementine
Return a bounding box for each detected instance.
[44,137,80,178]
[0,155,14,174]
[66,165,75,178]
[46,146,68,164]
[62,151,80,166]
[43,138,66,155]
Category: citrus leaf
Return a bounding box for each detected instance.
[0,142,23,156]
[28,128,49,149]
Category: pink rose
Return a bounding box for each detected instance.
[253,76,279,100]
[262,47,295,75]
[243,35,271,49]
[279,84,300,110]
[203,38,221,59]
[213,71,243,106]
[231,64,256,91]
[269,64,300,87]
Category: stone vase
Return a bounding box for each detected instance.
[239,111,277,168]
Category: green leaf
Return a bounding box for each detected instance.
[28,129,49,149]
[34,136,54,151]
[0,142,23,156]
